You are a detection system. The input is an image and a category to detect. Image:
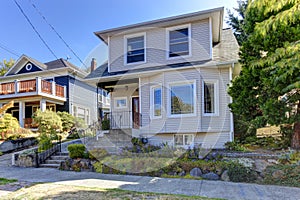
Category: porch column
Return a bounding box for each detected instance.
[36,77,42,94]
[52,81,56,96]
[40,99,46,112]
[19,101,25,128]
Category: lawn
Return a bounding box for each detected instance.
[2,183,221,200]
[0,178,17,185]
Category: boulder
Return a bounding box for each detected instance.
[272,170,284,179]
[202,172,220,180]
[190,167,202,177]
[178,170,186,176]
[221,170,230,181]
[255,159,273,173]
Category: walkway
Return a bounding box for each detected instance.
[0,153,300,200]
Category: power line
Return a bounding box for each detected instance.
[28,0,88,69]
[0,42,20,57]
[13,0,58,60]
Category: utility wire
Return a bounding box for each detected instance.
[29,0,88,69]
[0,42,20,57]
[13,0,58,60]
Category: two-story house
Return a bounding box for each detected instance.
[0,55,103,128]
[85,7,239,148]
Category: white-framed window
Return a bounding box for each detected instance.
[168,81,196,117]
[125,33,146,64]
[174,134,194,147]
[72,105,90,124]
[115,97,127,109]
[150,85,162,118]
[166,24,191,59]
[202,80,219,116]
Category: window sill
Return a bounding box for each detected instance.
[167,54,191,61]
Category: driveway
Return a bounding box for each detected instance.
[0,153,300,200]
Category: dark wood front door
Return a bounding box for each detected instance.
[132,97,140,129]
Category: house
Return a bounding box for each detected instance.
[0,55,106,128]
[85,7,240,148]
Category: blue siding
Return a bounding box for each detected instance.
[17,62,42,74]
[54,76,70,112]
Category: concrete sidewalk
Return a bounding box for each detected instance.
[1,162,300,200]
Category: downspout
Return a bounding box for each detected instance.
[229,62,234,142]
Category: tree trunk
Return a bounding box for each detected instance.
[292,101,300,149]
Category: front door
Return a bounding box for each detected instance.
[132,97,140,129]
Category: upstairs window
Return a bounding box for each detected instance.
[168,25,190,58]
[126,35,145,64]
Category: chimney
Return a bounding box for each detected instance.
[91,58,97,72]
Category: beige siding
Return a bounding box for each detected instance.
[109,19,210,73]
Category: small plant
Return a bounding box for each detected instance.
[67,144,86,159]
[227,162,257,183]
[101,119,110,130]
[0,151,3,156]
[0,177,17,185]
[225,141,248,152]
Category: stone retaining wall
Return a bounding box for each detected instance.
[0,138,37,153]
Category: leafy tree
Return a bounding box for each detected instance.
[0,59,15,76]
[229,0,300,149]
[0,113,20,140]
[227,0,248,45]
[57,111,75,132]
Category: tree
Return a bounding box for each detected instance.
[229,0,300,148]
[227,0,248,45]
[0,58,15,76]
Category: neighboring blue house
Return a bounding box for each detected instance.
[0,54,101,128]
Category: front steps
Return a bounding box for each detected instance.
[39,152,69,168]
[86,129,133,154]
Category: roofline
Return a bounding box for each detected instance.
[85,60,238,82]
[94,7,224,43]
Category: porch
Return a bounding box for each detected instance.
[0,77,66,101]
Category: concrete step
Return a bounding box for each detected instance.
[45,160,63,164]
[39,163,60,168]
[50,155,68,160]
[56,152,69,156]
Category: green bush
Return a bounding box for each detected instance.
[0,113,20,139]
[101,119,110,130]
[89,148,109,160]
[225,141,248,151]
[227,162,257,183]
[57,111,75,132]
[0,151,3,156]
[67,144,86,158]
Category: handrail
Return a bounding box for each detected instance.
[0,82,15,95]
[41,80,52,94]
[35,140,61,167]
[19,79,36,93]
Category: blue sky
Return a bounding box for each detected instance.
[0,0,238,69]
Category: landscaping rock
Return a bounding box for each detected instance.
[202,172,220,180]
[178,170,186,176]
[254,159,273,173]
[221,170,230,181]
[190,167,202,177]
[272,170,284,179]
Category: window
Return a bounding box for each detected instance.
[72,105,90,124]
[174,134,194,146]
[169,82,195,116]
[203,80,218,115]
[167,25,190,58]
[115,97,127,109]
[126,35,145,64]
[151,86,162,118]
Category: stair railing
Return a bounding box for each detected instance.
[35,139,62,168]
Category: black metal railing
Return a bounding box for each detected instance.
[35,140,61,167]
[107,111,142,129]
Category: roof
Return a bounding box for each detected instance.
[95,7,224,44]
[2,55,87,78]
[85,29,239,80]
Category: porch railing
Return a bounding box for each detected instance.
[107,111,142,129]
[0,78,66,99]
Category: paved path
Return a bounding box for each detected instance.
[0,153,300,200]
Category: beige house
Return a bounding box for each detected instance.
[85,7,239,148]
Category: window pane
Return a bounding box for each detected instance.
[169,28,189,57]
[184,135,193,145]
[174,135,183,145]
[127,36,144,63]
[116,99,127,108]
[171,84,194,115]
[204,82,215,113]
[154,87,161,116]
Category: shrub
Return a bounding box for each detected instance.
[67,144,86,158]
[225,141,248,152]
[0,151,3,156]
[57,111,75,132]
[89,148,109,160]
[227,162,257,183]
[0,113,20,139]
[101,119,110,130]
[5,128,34,141]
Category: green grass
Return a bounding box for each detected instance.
[0,178,18,185]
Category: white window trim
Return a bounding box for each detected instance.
[150,85,162,119]
[202,79,219,116]
[173,134,195,147]
[167,80,197,118]
[166,24,192,60]
[124,32,146,65]
[114,97,128,109]
[72,104,90,125]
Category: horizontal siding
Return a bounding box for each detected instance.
[109,19,210,73]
